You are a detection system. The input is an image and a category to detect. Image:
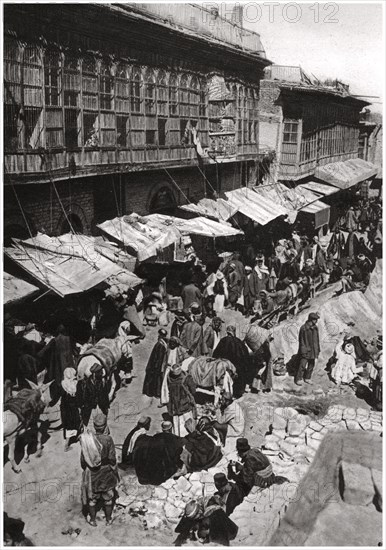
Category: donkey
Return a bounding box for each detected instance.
[4,374,53,473]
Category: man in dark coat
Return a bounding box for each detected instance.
[181,282,202,315]
[180,315,207,357]
[203,316,224,357]
[142,328,168,398]
[213,472,245,516]
[228,438,275,495]
[182,416,222,473]
[171,310,187,339]
[38,324,75,404]
[242,266,259,316]
[120,416,151,468]
[76,364,111,427]
[213,325,250,398]
[174,496,238,546]
[295,312,321,386]
[132,421,184,485]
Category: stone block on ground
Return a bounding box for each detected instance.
[343,407,357,420]
[272,428,287,440]
[174,476,192,493]
[164,502,180,523]
[356,408,370,420]
[264,434,280,451]
[287,415,308,436]
[161,478,176,490]
[340,461,374,506]
[272,408,288,431]
[188,472,201,483]
[153,486,168,501]
[310,431,325,441]
[146,499,165,515]
[358,419,372,431]
[279,440,296,458]
[345,420,361,431]
[371,469,382,511]
[307,437,321,451]
[308,420,323,432]
[371,423,382,433]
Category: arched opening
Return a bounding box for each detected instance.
[149,186,177,215]
[60,213,83,234]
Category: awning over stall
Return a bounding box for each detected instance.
[297,181,338,197]
[98,213,242,261]
[150,214,242,238]
[5,233,142,298]
[180,198,237,221]
[4,272,39,305]
[314,158,378,189]
[224,188,288,225]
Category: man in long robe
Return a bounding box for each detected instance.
[132,421,184,485]
[80,413,118,526]
[181,282,202,315]
[38,324,75,404]
[120,416,151,468]
[180,316,207,357]
[142,329,168,398]
[295,312,321,386]
[182,417,223,473]
[213,326,249,398]
[203,317,223,357]
[242,266,259,316]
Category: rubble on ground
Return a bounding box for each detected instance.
[114,404,382,545]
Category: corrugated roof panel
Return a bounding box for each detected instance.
[225,188,288,225]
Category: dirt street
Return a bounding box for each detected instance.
[3,283,380,546]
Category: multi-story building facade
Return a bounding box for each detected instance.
[3,3,270,244]
[259,65,372,182]
[258,65,378,232]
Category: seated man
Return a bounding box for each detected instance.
[174,497,238,546]
[177,417,222,476]
[213,472,244,516]
[213,392,245,445]
[132,421,184,485]
[120,416,151,468]
[228,438,275,495]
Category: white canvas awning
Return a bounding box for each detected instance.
[224,188,288,225]
[5,233,142,297]
[4,272,39,305]
[315,158,378,189]
[98,213,242,261]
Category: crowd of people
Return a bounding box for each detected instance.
[3,195,383,542]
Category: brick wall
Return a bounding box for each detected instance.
[123,162,245,215]
[4,179,94,241]
[3,161,247,243]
